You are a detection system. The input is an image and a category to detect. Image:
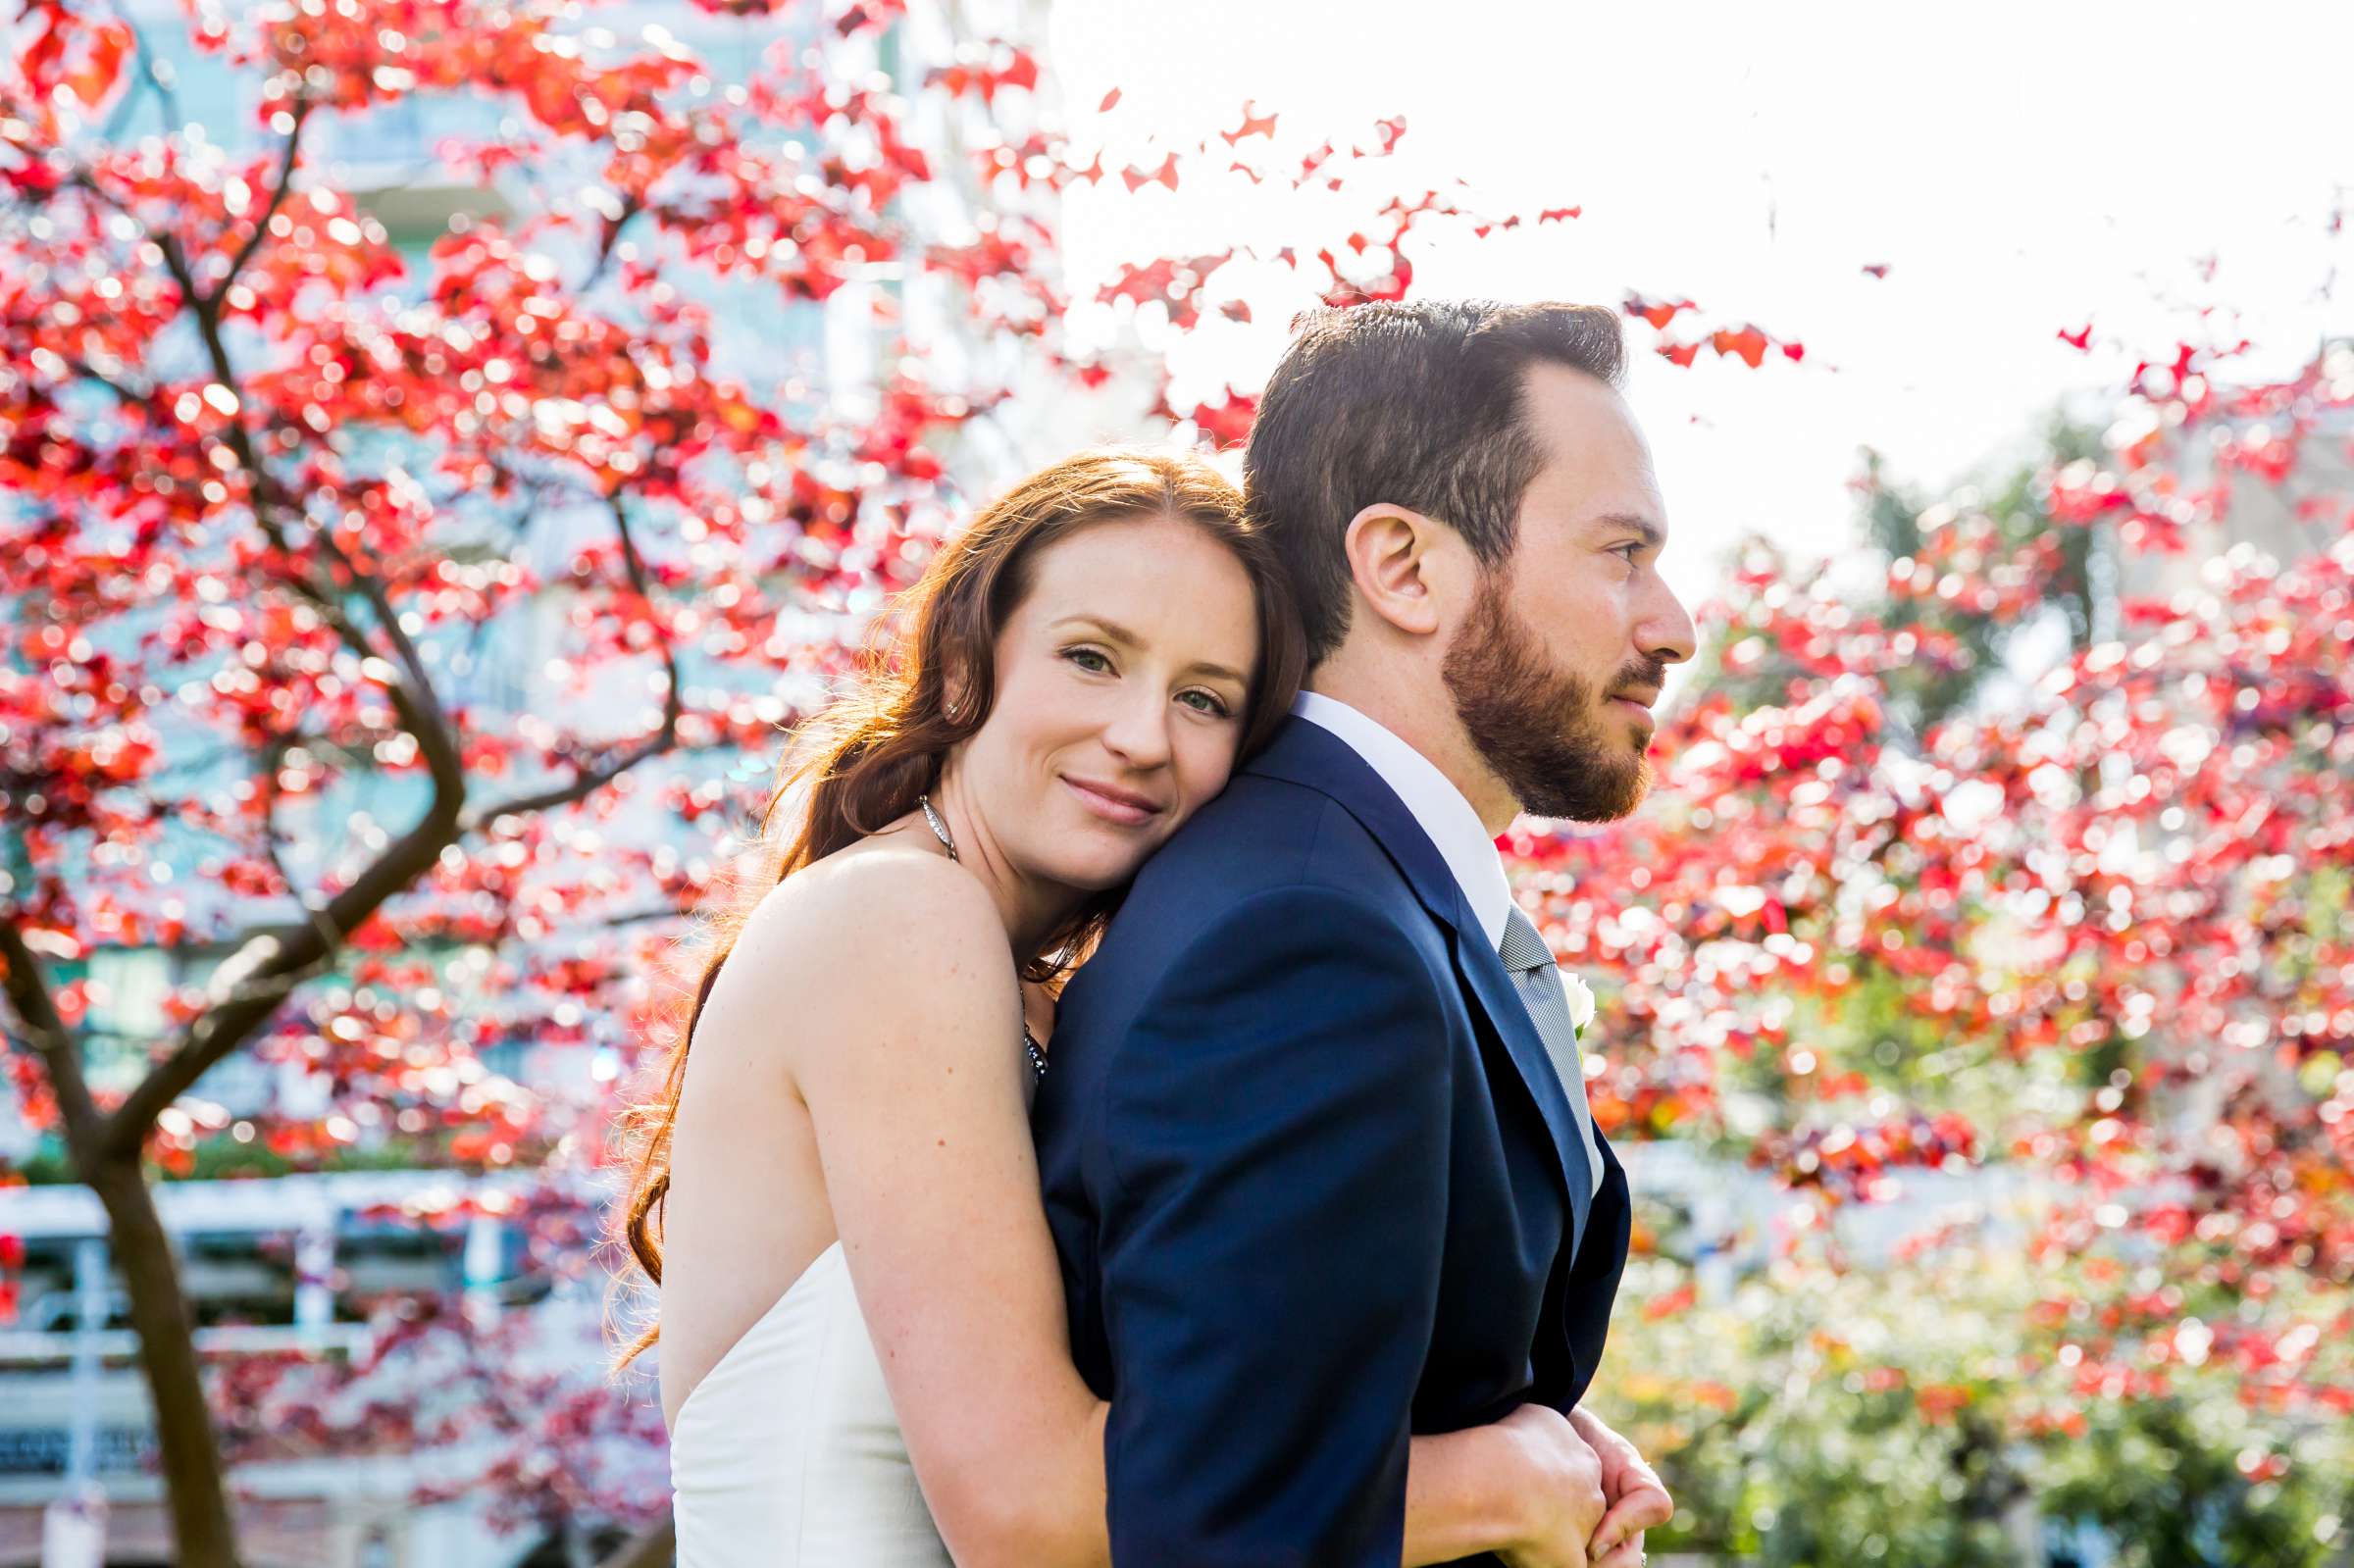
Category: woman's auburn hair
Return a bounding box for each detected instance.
[614,446,1307,1360]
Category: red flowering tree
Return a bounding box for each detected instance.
[1550,329,2354,1561]
[0,0,1065,1558]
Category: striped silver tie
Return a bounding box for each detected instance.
[1499,905,1605,1195]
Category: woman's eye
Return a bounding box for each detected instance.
[1179,689,1234,718]
[1064,647,1112,674]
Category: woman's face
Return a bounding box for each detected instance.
[958,512,1261,893]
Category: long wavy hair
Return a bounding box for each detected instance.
[615,447,1306,1360]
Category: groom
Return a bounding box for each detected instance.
[1032,299,1694,1566]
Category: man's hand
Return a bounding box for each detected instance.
[1490,1404,1608,1568]
[1568,1406,1672,1568]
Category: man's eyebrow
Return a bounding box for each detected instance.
[1049,615,1249,684]
[1591,512,1665,550]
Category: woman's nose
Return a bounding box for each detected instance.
[1100,693,1173,769]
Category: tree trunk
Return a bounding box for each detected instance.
[593,1510,675,1568]
[81,1151,243,1568]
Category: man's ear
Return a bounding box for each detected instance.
[1342,502,1467,638]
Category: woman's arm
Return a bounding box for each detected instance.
[768,856,1606,1568]
[776,853,1110,1568]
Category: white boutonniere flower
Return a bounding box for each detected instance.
[1559,970,1597,1042]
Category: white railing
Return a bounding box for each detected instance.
[0,1322,376,1366]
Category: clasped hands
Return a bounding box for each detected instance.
[1495,1403,1672,1568]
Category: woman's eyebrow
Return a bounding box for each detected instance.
[1049,613,1139,644]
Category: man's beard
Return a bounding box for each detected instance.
[1441,582,1657,823]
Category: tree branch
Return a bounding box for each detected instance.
[258,737,344,955]
[593,899,700,932]
[0,917,109,1161]
[579,193,643,294]
[307,524,455,740]
[125,13,184,138]
[210,97,314,311]
[64,355,148,405]
[462,496,682,832]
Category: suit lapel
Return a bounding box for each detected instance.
[1453,921,1597,1246]
[1246,719,1596,1232]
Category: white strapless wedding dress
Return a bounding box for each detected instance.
[668,1239,952,1567]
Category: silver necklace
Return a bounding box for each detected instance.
[919,794,1049,1082]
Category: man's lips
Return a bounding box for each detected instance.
[1061,776,1165,826]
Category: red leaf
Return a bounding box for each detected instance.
[1862,262,1891,278]
[1710,325,1768,369]
[1356,115,1407,156]
[1189,387,1258,448]
[66,20,133,109]
[1098,86,1121,112]
[1623,293,1696,330]
[1120,152,1179,193]
[1219,300,1253,324]
[2058,324,2093,351]
[1658,341,1701,368]
[1220,100,1279,145]
[1537,206,1581,223]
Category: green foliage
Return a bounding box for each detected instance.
[2039,1395,2354,1568]
[1593,1240,2354,1568]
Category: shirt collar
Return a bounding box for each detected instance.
[1291,691,1515,949]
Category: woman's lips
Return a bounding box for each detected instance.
[1061,776,1163,827]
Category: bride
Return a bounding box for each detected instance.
[620,448,1638,1567]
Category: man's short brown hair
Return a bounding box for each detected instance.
[1242,299,1626,663]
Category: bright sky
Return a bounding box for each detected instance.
[1048,0,2354,611]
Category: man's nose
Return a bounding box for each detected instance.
[1644,579,1699,667]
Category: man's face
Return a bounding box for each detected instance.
[1442,363,1697,822]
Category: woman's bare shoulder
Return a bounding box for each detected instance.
[707,838,1021,1074]
[742,837,1003,954]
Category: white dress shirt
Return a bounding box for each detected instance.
[1292,691,1605,1195]
[1292,691,1514,947]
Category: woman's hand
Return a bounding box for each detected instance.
[1403,1401,1604,1567]
[1489,1403,1610,1568]
[1568,1405,1672,1568]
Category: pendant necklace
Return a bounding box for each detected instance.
[919,794,1050,1083]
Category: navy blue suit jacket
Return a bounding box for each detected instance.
[1032,717,1632,1568]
